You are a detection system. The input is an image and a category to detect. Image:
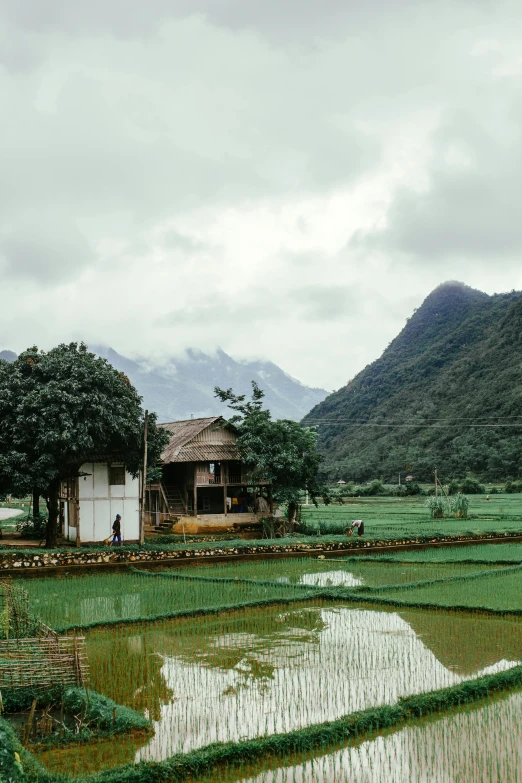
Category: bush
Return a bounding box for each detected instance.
[426,496,446,518]
[16,514,47,540]
[489,487,499,494]
[447,479,460,495]
[0,716,25,782]
[505,481,522,494]
[460,477,486,494]
[449,493,469,518]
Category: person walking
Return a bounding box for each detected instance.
[110,514,122,546]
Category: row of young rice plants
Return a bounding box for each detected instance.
[193,689,522,783]
[360,542,522,564]
[177,557,497,588]
[364,567,522,612]
[19,571,317,631]
[34,666,522,783]
[34,600,522,776]
[299,494,522,537]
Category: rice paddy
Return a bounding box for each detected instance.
[193,690,522,783]
[34,601,522,775]
[8,497,522,782]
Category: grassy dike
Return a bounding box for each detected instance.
[19,665,522,783]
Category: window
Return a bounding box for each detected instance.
[109,465,126,486]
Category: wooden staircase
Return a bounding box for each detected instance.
[162,484,186,516]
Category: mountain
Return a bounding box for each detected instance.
[303,281,522,482]
[0,345,328,422]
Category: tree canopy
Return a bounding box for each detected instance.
[0,343,167,546]
[214,382,322,519]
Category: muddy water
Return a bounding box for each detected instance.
[36,602,522,775]
[203,691,522,783]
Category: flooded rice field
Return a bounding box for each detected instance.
[36,600,522,775]
[195,691,522,783]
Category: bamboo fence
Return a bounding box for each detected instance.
[0,580,90,691]
[0,635,90,690]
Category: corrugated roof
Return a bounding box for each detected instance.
[159,417,238,463]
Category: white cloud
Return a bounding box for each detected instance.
[1,0,522,391]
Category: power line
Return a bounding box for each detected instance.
[303,422,522,428]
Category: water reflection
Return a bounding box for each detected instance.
[209,691,522,783]
[37,602,522,774]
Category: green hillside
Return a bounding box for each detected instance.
[303,281,522,482]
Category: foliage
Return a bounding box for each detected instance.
[426,496,447,518]
[16,514,47,540]
[303,283,522,482]
[215,382,322,517]
[0,715,25,782]
[449,492,469,518]
[505,480,522,493]
[460,477,486,494]
[0,343,168,547]
[146,466,163,484]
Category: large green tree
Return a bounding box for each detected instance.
[0,343,167,547]
[215,382,322,524]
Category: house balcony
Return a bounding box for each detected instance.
[194,472,268,486]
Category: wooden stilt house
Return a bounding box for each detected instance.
[145,417,271,534]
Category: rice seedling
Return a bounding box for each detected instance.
[373,568,522,611]
[18,571,315,631]
[195,690,522,783]
[33,602,522,774]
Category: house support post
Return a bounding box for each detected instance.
[193,464,197,517]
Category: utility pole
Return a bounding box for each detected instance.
[398,473,401,486]
[139,410,149,546]
[434,469,438,497]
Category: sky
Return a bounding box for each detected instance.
[1,0,522,391]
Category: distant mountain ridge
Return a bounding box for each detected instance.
[0,345,328,422]
[303,281,522,482]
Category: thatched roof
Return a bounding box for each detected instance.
[159,417,239,463]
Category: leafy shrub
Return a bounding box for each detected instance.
[447,479,460,495]
[449,493,469,518]
[426,496,446,518]
[505,480,522,493]
[16,514,47,540]
[0,716,25,782]
[489,487,499,494]
[460,477,486,494]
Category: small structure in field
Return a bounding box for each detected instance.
[336,480,346,485]
[59,461,140,545]
[145,416,271,534]
[405,475,414,482]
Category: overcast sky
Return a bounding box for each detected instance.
[1,0,522,391]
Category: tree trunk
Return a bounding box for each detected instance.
[287,501,297,535]
[32,488,40,520]
[45,479,60,548]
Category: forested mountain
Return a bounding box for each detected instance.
[303,282,522,482]
[0,346,327,422]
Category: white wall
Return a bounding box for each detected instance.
[73,462,140,543]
